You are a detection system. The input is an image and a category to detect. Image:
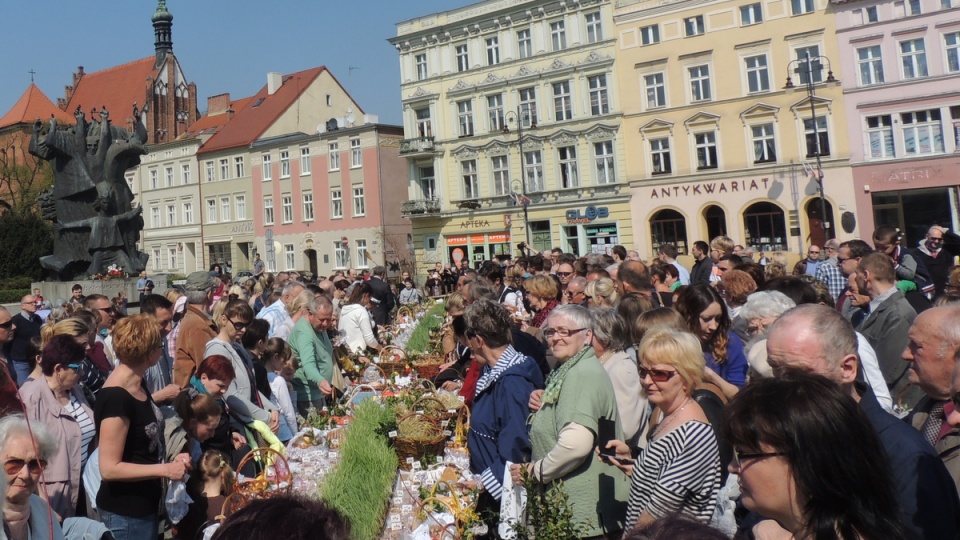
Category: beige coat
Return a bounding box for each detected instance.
[910,397,960,496]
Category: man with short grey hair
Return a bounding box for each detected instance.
[290,295,336,414]
[173,271,218,386]
[563,277,588,306]
[256,280,305,338]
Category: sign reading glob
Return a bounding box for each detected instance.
[566,205,609,224]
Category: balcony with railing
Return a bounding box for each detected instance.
[400,198,442,217]
[399,137,437,157]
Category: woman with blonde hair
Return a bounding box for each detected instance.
[520,274,561,339]
[275,290,314,340]
[585,277,619,308]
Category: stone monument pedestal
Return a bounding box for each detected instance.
[33,276,169,306]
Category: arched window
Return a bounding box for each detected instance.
[703,205,727,241]
[804,198,834,248]
[743,202,787,251]
[650,209,688,255]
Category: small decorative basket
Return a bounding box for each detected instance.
[394,413,446,470]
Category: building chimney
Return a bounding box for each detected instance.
[267,72,282,95]
[206,93,231,115]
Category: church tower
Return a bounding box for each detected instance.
[152,0,174,68]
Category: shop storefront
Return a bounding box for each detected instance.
[445,231,512,266]
[518,200,634,257]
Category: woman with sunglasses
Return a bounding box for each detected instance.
[605,328,720,531]
[204,300,279,435]
[19,334,95,518]
[0,415,65,540]
[723,372,907,540]
[675,283,748,394]
[512,304,630,538]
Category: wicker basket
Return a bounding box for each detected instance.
[413,359,445,380]
[378,346,409,377]
[395,413,446,470]
[230,447,293,508]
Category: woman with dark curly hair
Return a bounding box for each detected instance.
[674,283,748,393]
[723,372,909,540]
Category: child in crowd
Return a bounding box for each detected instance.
[264,338,298,440]
[175,450,235,540]
[872,225,935,295]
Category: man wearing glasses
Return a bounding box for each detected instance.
[83,294,117,365]
[916,226,960,297]
[0,308,19,395]
[8,295,39,386]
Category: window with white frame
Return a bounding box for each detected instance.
[492,155,510,195]
[594,141,615,184]
[752,124,777,163]
[150,169,158,189]
[695,132,719,169]
[795,46,823,84]
[329,142,340,170]
[415,107,432,138]
[220,196,231,221]
[206,199,217,223]
[181,163,191,184]
[168,247,177,271]
[456,45,469,72]
[551,20,567,51]
[517,29,532,59]
[356,240,369,268]
[303,192,314,221]
[415,54,428,80]
[857,46,884,85]
[524,151,544,192]
[553,82,572,121]
[558,146,579,188]
[641,25,660,45]
[183,202,193,224]
[519,88,537,127]
[804,117,831,157]
[151,206,160,228]
[461,160,479,199]
[908,0,921,15]
[944,0,954,8]
[219,159,229,180]
[689,65,712,101]
[791,0,815,15]
[300,147,311,174]
[166,204,176,226]
[350,138,362,167]
[262,154,272,180]
[900,38,928,79]
[745,55,770,93]
[235,195,246,220]
[741,3,763,24]
[685,15,705,36]
[280,150,290,178]
[486,37,500,66]
[205,161,215,182]
[352,187,365,216]
[263,197,274,225]
[333,240,349,268]
[284,244,295,270]
[866,115,895,158]
[650,138,672,174]
[865,6,879,21]
[152,249,161,271]
[331,189,343,218]
[165,166,174,187]
[946,32,960,73]
[419,166,436,199]
[586,12,603,43]
[457,100,474,137]
[281,195,293,223]
[234,156,244,178]
[589,75,610,115]
[901,109,944,155]
[334,241,348,268]
[645,73,666,109]
[487,94,504,132]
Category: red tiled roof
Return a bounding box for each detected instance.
[0,83,73,129]
[179,96,254,139]
[197,67,326,155]
[65,57,157,128]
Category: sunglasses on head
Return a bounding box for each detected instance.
[638,366,678,383]
[3,458,46,475]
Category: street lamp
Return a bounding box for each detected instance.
[784,53,838,241]
[502,107,534,249]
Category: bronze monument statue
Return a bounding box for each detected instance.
[30,105,149,280]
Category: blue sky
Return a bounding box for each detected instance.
[1,0,470,126]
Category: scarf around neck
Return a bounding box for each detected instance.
[541,345,591,406]
[530,300,559,329]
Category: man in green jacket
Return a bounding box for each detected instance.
[290,295,335,415]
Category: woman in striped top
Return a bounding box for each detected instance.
[19,334,96,518]
[605,328,721,531]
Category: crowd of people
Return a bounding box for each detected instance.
[0,225,958,539]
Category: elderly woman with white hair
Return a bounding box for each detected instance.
[0,414,66,540]
[739,290,796,340]
[590,309,646,445]
[512,304,630,538]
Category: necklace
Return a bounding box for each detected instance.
[652,397,691,439]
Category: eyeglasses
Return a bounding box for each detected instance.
[3,458,47,475]
[556,272,573,278]
[808,250,820,255]
[928,237,944,243]
[543,327,587,339]
[65,363,84,376]
[229,319,249,332]
[836,256,849,265]
[638,366,678,383]
[0,320,13,329]
[565,290,583,297]
[733,448,787,469]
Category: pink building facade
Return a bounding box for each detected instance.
[833,0,960,246]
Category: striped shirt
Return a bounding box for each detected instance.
[65,395,95,467]
[624,421,721,528]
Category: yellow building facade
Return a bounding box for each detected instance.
[391,0,633,274]
[615,0,860,259]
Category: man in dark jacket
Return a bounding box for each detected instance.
[7,294,41,385]
[367,266,395,326]
[689,240,713,285]
[915,226,960,297]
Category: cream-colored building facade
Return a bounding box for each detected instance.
[391,0,633,273]
[615,0,860,258]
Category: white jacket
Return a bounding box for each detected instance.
[338,304,378,354]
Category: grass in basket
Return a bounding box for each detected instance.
[403,302,446,356]
[321,400,398,540]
